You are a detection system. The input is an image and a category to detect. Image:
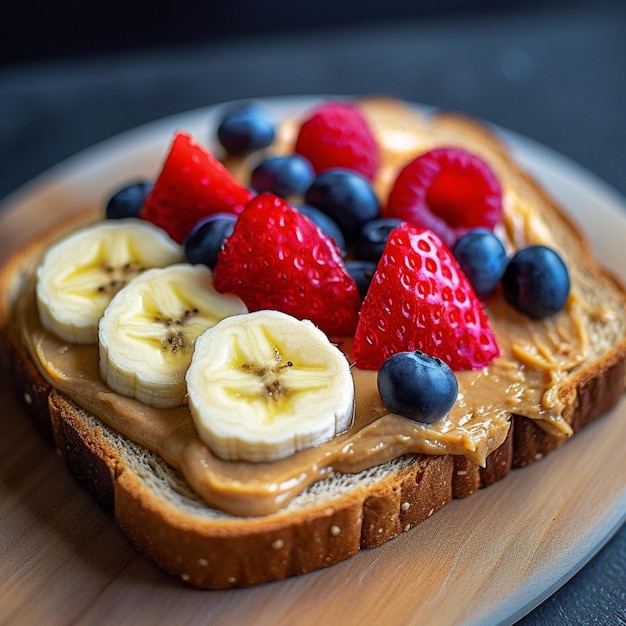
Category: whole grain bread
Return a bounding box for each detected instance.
[1,97,625,589]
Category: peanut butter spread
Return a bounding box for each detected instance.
[11,102,617,517]
[16,266,594,516]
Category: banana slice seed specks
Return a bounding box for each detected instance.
[36,219,183,344]
[186,310,355,463]
[99,264,248,409]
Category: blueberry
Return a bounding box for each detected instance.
[293,204,347,257]
[216,102,275,155]
[353,217,404,263]
[304,168,380,243]
[105,181,153,219]
[345,260,377,300]
[184,213,237,268]
[251,155,315,198]
[377,351,458,424]
[502,245,570,318]
[452,229,508,297]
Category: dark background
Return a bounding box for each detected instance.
[2,0,626,205]
[0,0,599,65]
[0,1,625,623]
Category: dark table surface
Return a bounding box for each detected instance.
[1,2,624,623]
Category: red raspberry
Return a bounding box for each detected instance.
[295,101,380,180]
[351,222,499,371]
[141,131,252,243]
[213,193,361,337]
[385,147,503,247]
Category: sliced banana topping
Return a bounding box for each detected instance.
[36,219,183,344]
[186,310,355,463]
[99,264,248,409]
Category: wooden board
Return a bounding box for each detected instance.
[1,98,625,626]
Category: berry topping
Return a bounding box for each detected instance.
[304,169,380,243]
[345,260,377,300]
[105,181,153,219]
[378,351,458,423]
[184,213,237,269]
[351,223,499,371]
[213,193,361,337]
[353,217,404,264]
[295,101,380,180]
[216,102,275,155]
[251,154,315,198]
[141,131,253,244]
[452,228,508,297]
[386,147,503,248]
[502,245,570,318]
[293,204,347,257]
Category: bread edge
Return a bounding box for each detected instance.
[1,106,626,589]
[2,283,625,589]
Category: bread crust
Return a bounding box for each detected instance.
[1,100,625,589]
[4,320,624,589]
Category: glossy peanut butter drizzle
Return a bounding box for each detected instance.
[16,274,590,517]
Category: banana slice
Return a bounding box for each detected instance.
[36,219,183,344]
[186,310,355,463]
[99,264,248,409]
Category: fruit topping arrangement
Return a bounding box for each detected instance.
[40,98,572,438]
[216,101,275,155]
[502,245,571,318]
[386,147,503,248]
[105,180,153,220]
[99,264,248,409]
[377,350,458,425]
[141,131,252,243]
[250,154,315,198]
[451,229,508,297]
[36,220,183,344]
[186,309,355,462]
[212,193,362,337]
[294,101,380,180]
[350,224,499,371]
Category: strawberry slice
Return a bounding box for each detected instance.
[141,131,253,243]
[385,147,503,248]
[295,101,380,180]
[351,222,499,371]
[213,193,361,337]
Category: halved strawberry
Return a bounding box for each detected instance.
[213,193,362,337]
[351,222,499,371]
[385,147,503,248]
[295,101,380,180]
[141,131,253,243]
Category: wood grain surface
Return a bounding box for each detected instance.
[1,100,625,626]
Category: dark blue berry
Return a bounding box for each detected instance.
[304,168,380,243]
[377,351,458,423]
[502,245,570,318]
[105,181,153,219]
[345,260,377,300]
[452,229,508,297]
[250,155,315,198]
[184,213,237,268]
[293,204,347,257]
[217,102,275,155]
[353,217,404,263]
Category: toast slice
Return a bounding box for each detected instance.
[1,97,625,589]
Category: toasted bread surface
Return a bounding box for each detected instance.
[1,97,625,589]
